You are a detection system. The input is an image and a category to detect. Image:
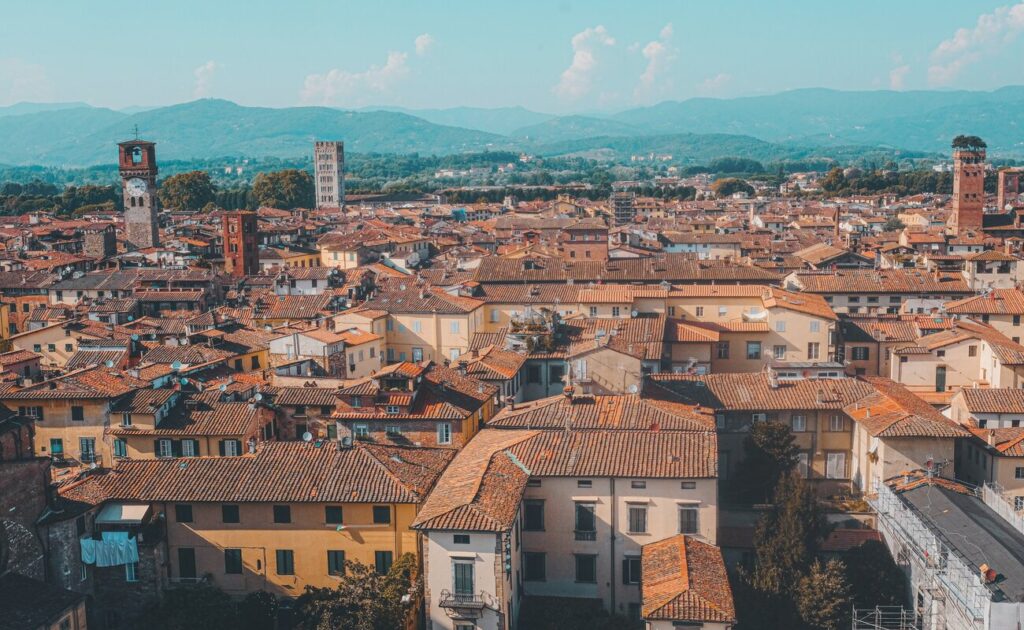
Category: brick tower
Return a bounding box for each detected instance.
[223,211,259,278]
[949,146,986,233]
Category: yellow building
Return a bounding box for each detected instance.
[0,365,149,468]
[357,288,484,364]
[108,389,274,459]
[86,441,455,597]
[8,322,105,369]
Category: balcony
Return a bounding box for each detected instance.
[574,529,597,541]
[438,590,488,620]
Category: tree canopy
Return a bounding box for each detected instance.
[952,135,987,150]
[158,170,217,212]
[252,169,315,209]
[293,553,416,630]
[711,177,755,197]
[735,421,800,503]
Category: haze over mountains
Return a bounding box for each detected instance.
[1,87,1023,167]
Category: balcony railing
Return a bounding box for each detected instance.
[438,589,489,620]
[574,529,597,541]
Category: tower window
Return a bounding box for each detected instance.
[132,147,143,164]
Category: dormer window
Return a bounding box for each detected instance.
[351,397,361,408]
[386,405,400,414]
[121,413,132,427]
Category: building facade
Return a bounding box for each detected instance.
[119,140,160,250]
[314,141,345,209]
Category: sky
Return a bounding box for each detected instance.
[2,0,1024,113]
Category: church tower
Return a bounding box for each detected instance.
[949,144,986,234]
[118,140,160,249]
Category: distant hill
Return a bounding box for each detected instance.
[610,87,1024,155]
[367,105,554,136]
[0,101,93,118]
[512,115,643,143]
[2,87,1024,167]
[0,99,509,166]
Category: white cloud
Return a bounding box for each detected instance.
[696,73,732,97]
[928,2,1024,85]
[301,51,409,106]
[0,58,54,105]
[414,33,435,56]
[635,23,675,101]
[889,64,910,90]
[193,61,218,99]
[553,25,616,100]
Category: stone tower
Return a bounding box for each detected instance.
[118,140,160,249]
[950,146,986,234]
[314,141,345,209]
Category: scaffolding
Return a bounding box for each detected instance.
[852,606,920,630]
[868,482,990,630]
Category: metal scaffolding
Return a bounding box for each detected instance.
[868,482,990,630]
[852,606,920,630]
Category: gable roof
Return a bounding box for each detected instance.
[92,441,454,504]
[641,535,736,623]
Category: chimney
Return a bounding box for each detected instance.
[980,563,997,584]
[816,388,825,404]
[988,430,997,447]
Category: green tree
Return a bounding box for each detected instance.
[237,591,278,630]
[294,553,416,630]
[252,169,314,209]
[736,421,800,503]
[159,171,216,212]
[138,582,238,630]
[844,540,907,609]
[797,560,851,630]
[711,177,754,197]
[882,216,906,232]
[952,135,987,150]
[820,167,847,193]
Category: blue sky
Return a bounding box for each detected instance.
[2,0,1023,112]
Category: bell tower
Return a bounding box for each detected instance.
[118,139,160,249]
[949,143,986,234]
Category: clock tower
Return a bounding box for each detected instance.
[118,139,160,249]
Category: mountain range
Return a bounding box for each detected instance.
[1,87,1022,167]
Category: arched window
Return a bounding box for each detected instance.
[131,147,143,164]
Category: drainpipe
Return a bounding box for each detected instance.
[609,477,617,613]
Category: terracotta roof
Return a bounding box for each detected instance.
[0,366,147,400]
[271,386,340,407]
[362,287,483,315]
[647,373,876,410]
[957,388,1024,415]
[91,441,454,504]
[474,254,781,284]
[412,429,534,532]
[945,289,1024,315]
[489,394,714,432]
[641,535,736,623]
[843,377,970,438]
[793,269,970,294]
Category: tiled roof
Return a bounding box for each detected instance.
[271,386,340,407]
[793,269,970,294]
[262,294,333,320]
[0,573,87,630]
[92,441,454,504]
[0,366,147,400]
[111,398,272,437]
[488,394,714,432]
[474,254,781,284]
[957,388,1024,415]
[506,429,717,479]
[362,287,483,314]
[412,429,533,532]
[945,289,1024,315]
[647,373,876,410]
[110,388,178,414]
[641,535,735,623]
[65,349,126,371]
[843,377,970,438]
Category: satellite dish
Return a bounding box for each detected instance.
[253,393,263,402]
[219,384,227,392]
[171,361,182,371]
[127,315,134,321]
[302,432,313,442]
[180,377,189,385]
[631,310,639,317]
[628,384,639,394]
[104,360,114,368]
[131,334,139,341]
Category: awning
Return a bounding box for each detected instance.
[95,502,151,525]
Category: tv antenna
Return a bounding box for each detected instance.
[133,124,140,140]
